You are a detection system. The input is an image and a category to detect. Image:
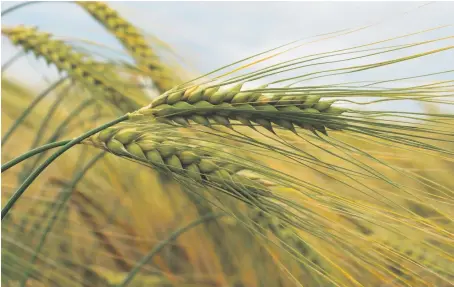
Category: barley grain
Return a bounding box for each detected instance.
[136,84,347,134]
[86,125,271,201]
[2,26,145,113]
[77,1,180,93]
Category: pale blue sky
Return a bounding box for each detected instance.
[1,1,453,92]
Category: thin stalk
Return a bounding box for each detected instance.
[25,147,89,239]
[28,84,74,150]
[1,1,45,16]
[1,50,25,73]
[20,98,96,179]
[1,140,71,172]
[117,212,225,287]
[1,114,128,220]
[1,77,68,146]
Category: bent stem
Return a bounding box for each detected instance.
[1,1,45,16]
[117,212,226,287]
[20,99,97,179]
[1,140,71,172]
[1,114,129,220]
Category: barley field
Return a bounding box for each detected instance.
[1,2,454,287]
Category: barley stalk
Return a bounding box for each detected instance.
[85,124,272,202]
[73,0,233,247]
[135,83,347,134]
[1,25,145,113]
[2,25,243,276]
[75,4,252,275]
[3,14,453,287]
[13,9,229,263]
[82,123,363,271]
[76,1,180,93]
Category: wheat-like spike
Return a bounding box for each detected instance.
[136,84,347,134]
[76,1,180,93]
[85,125,272,201]
[1,25,143,113]
[82,123,373,238]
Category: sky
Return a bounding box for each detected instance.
[1,1,453,101]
